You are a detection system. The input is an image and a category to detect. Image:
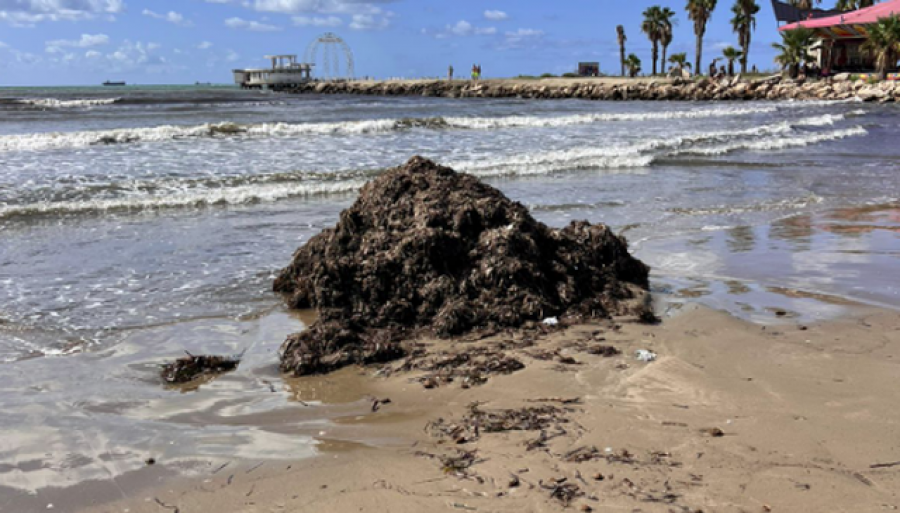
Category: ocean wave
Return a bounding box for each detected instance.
[444,105,781,129]
[0,104,797,153]
[0,115,867,220]
[450,114,850,177]
[0,178,367,219]
[12,97,121,109]
[675,126,866,156]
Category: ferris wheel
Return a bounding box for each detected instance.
[304,33,355,80]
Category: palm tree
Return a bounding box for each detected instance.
[642,6,665,75]
[788,0,819,10]
[686,0,718,75]
[668,52,692,76]
[861,14,900,80]
[772,26,816,78]
[625,53,642,77]
[731,0,759,74]
[836,0,877,10]
[617,25,627,77]
[722,46,743,75]
[659,7,678,74]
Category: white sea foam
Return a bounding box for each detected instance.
[675,126,866,156]
[0,114,867,218]
[0,103,796,153]
[0,178,367,219]
[444,105,781,129]
[14,97,120,109]
[452,114,850,177]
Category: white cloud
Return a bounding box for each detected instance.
[0,0,123,24]
[348,12,391,30]
[198,41,214,49]
[437,20,496,38]
[500,28,545,50]
[102,40,173,73]
[85,50,101,58]
[226,50,240,62]
[46,33,110,53]
[250,0,389,15]
[484,10,507,21]
[142,9,193,27]
[225,17,282,31]
[293,15,342,27]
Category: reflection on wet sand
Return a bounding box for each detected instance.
[642,203,900,322]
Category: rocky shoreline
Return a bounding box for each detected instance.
[286,75,900,102]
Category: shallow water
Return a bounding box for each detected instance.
[0,85,898,506]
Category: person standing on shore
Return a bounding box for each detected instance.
[471,64,477,80]
[448,65,454,81]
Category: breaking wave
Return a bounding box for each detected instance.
[0,114,867,220]
[0,104,804,153]
[11,98,121,109]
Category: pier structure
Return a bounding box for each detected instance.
[232,54,313,90]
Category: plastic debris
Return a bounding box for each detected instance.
[542,317,559,326]
[634,349,657,362]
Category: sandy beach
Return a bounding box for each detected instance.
[2,87,897,513]
[68,303,900,513]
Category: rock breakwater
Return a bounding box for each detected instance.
[287,75,900,102]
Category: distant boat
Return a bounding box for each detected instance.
[102,81,126,86]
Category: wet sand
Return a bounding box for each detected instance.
[74,304,900,513]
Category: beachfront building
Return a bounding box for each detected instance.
[233,55,313,90]
[779,0,900,77]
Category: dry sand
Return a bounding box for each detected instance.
[78,304,900,513]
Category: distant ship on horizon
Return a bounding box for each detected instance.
[102,80,126,86]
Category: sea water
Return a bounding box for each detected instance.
[0,85,898,506]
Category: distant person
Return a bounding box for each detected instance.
[471,64,477,80]
[751,64,758,74]
[448,65,454,81]
[709,61,716,77]
[719,65,727,79]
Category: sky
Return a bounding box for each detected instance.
[0,0,804,86]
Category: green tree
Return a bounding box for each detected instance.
[617,25,628,77]
[668,52,692,76]
[722,46,743,75]
[772,27,816,78]
[835,0,875,10]
[731,0,760,73]
[625,53,642,77]
[659,7,678,74]
[642,6,665,75]
[687,0,718,75]
[861,14,900,80]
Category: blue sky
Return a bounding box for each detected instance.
[0,0,795,86]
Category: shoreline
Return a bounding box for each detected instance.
[73,303,900,513]
[282,75,900,102]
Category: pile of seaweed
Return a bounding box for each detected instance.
[274,157,650,375]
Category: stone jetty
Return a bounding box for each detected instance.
[286,74,900,102]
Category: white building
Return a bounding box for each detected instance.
[233,55,313,90]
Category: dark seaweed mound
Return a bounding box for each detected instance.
[275,157,650,375]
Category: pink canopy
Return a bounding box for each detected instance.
[780,0,900,38]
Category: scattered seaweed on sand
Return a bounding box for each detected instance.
[396,348,525,388]
[428,402,571,444]
[160,352,241,385]
[540,478,584,506]
[274,156,651,376]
